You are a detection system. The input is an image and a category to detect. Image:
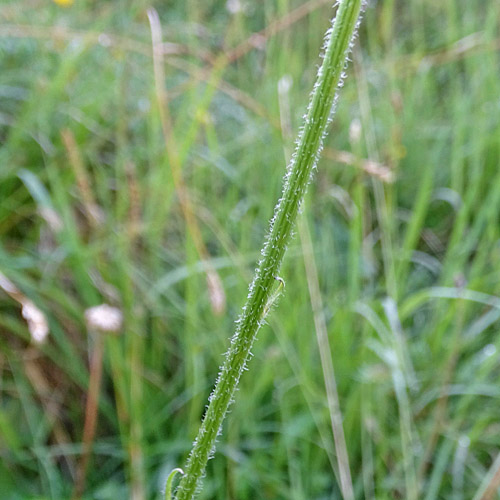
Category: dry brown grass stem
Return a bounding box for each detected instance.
[323,148,394,183]
[71,335,104,500]
[148,8,226,316]
[225,0,332,62]
[61,129,103,227]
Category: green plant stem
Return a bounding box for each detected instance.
[173,1,364,498]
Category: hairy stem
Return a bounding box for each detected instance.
[173,1,364,498]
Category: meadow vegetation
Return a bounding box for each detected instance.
[1,0,500,499]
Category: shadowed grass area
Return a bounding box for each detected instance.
[1,1,500,499]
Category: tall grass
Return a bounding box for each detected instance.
[1,0,500,499]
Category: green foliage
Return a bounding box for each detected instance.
[1,0,500,499]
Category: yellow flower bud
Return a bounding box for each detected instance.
[53,0,74,7]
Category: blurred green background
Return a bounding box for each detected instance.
[1,0,500,498]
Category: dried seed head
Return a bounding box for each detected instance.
[85,304,123,333]
[22,301,49,344]
[0,272,49,344]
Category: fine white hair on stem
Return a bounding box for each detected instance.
[174,2,366,499]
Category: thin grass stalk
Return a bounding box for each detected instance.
[299,216,354,500]
[148,8,226,316]
[173,1,365,498]
[278,69,354,500]
[71,333,104,500]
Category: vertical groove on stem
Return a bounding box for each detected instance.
[173,1,365,498]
